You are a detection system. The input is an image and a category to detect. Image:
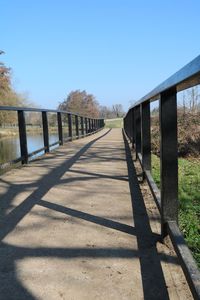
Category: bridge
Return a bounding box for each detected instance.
[0,56,200,299]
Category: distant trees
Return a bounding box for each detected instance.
[181,86,200,114]
[99,104,124,119]
[0,51,26,126]
[112,104,124,118]
[58,90,125,119]
[58,90,100,118]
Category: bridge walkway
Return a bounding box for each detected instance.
[0,128,192,299]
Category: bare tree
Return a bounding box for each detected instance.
[112,104,124,118]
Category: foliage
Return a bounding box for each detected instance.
[58,90,100,118]
[151,110,200,157]
[0,51,26,126]
[151,154,200,267]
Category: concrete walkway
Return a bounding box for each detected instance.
[0,129,192,300]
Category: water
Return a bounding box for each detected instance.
[0,133,59,164]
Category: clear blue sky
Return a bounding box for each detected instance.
[1,0,200,111]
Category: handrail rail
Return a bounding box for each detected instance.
[126,54,200,114]
[0,105,103,119]
[123,55,200,299]
[0,105,105,166]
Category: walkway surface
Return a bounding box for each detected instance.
[0,128,192,300]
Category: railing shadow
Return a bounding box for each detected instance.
[122,129,170,300]
[0,128,178,299]
[0,128,111,299]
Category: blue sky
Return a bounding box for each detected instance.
[1,0,200,111]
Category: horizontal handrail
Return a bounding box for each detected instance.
[0,105,105,167]
[123,55,200,299]
[0,105,103,118]
[127,54,200,113]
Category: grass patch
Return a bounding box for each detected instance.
[105,118,123,128]
[151,154,200,267]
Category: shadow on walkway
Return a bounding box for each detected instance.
[0,128,177,299]
[123,130,169,299]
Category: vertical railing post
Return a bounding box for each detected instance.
[160,88,178,237]
[75,115,79,138]
[89,118,91,133]
[68,113,72,141]
[81,116,84,137]
[134,105,141,156]
[141,101,151,171]
[18,110,28,164]
[91,119,93,132]
[85,117,88,134]
[131,108,135,148]
[42,111,49,153]
[127,112,130,139]
[57,112,63,145]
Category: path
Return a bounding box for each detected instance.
[0,129,192,299]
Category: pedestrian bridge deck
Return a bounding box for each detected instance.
[0,128,192,299]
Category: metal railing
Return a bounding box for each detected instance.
[0,106,104,167]
[124,55,200,299]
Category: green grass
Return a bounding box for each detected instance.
[105,118,123,128]
[151,154,200,268]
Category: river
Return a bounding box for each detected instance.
[0,133,59,164]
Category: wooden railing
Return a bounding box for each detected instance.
[123,55,200,299]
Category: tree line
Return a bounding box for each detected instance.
[0,51,26,126]
[0,51,124,126]
[58,90,124,119]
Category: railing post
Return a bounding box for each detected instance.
[89,118,91,133]
[42,111,49,153]
[18,110,28,164]
[128,111,131,139]
[81,116,84,137]
[68,113,72,141]
[91,119,93,132]
[160,88,178,237]
[93,119,95,132]
[141,101,151,171]
[85,117,88,134]
[75,115,79,138]
[134,105,141,156]
[131,108,135,148]
[57,112,63,145]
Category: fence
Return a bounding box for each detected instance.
[123,55,200,299]
[0,106,104,167]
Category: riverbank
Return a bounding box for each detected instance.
[0,127,59,138]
